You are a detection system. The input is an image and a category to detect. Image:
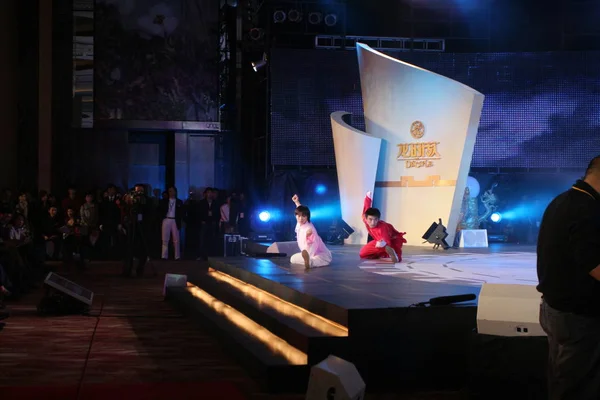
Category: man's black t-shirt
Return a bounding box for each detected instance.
[537,180,600,316]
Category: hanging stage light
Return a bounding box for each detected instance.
[273,10,286,23]
[308,12,322,24]
[324,13,337,27]
[251,52,268,72]
[248,27,264,41]
[288,9,302,22]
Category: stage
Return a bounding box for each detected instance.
[359,244,538,287]
[167,243,546,395]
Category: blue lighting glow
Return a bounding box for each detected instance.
[258,211,271,222]
[490,212,502,223]
[315,184,327,195]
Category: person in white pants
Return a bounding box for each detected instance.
[290,194,332,269]
[159,186,184,260]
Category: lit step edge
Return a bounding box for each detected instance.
[206,268,348,337]
[186,283,308,365]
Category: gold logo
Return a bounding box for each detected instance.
[410,121,425,139]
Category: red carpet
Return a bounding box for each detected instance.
[1,381,247,400]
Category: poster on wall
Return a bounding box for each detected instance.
[95,0,219,122]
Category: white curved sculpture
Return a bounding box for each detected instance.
[331,111,381,244]
[333,43,484,247]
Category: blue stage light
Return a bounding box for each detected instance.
[258,211,271,222]
[490,212,502,223]
[315,184,327,195]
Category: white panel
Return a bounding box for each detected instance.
[331,112,382,245]
[188,135,215,193]
[266,241,300,254]
[306,355,365,400]
[356,43,485,246]
[477,283,545,337]
[459,229,489,248]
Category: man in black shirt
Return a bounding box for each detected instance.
[537,155,600,400]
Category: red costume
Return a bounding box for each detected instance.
[359,194,406,260]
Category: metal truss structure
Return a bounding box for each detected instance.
[315,35,445,52]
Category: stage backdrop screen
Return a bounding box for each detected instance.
[95,0,219,122]
[270,49,600,168]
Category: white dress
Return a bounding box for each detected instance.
[290,222,332,268]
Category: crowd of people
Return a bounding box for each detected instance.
[0,184,250,316]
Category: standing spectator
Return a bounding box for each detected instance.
[197,188,220,260]
[158,186,184,260]
[537,155,600,399]
[99,184,122,259]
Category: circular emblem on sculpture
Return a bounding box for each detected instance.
[410,121,425,139]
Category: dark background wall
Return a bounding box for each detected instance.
[270,48,600,169]
[94,0,220,122]
[0,0,19,190]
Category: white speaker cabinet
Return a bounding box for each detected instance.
[477,283,545,337]
[267,241,300,255]
[305,355,365,400]
[459,229,488,248]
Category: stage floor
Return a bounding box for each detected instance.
[209,243,537,311]
[360,243,538,286]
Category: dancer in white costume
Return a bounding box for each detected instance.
[290,194,332,269]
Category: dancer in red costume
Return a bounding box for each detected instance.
[359,191,406,263]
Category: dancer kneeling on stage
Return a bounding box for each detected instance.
[360,191,406,263]
[290,194,332,270]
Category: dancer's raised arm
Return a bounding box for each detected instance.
[362,191,373,220]
[292,194,301,207]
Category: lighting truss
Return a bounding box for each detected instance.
[315,35,446,52]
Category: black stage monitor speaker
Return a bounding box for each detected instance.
[325,219,355,245]
[422,218,450,249]
[37,272,94,315]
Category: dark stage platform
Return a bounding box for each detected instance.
[167,244,544,395]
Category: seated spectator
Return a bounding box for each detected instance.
[14,192,30,224]
[0,188,14,213]
[41,206,61,260]
[80,193,99,261]
[62,187,82,217]
[9,215,31,243]
[0,212,13,240]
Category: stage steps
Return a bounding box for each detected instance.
[167,285,307,392]
[195,270,348,354]
[208,257,349,327]
[166,267,349,392]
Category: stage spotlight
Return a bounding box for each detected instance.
[422,218,450,250]
[248,27,264,41]
[324,13,337,27]
[249,209,275,240]
[308,12,322,24]
[273,10,286,23]
[315,184,327,195]
[251,53,267,72]
[490,212,502,223]
[288,9,302,22]
[258,211,271,222]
